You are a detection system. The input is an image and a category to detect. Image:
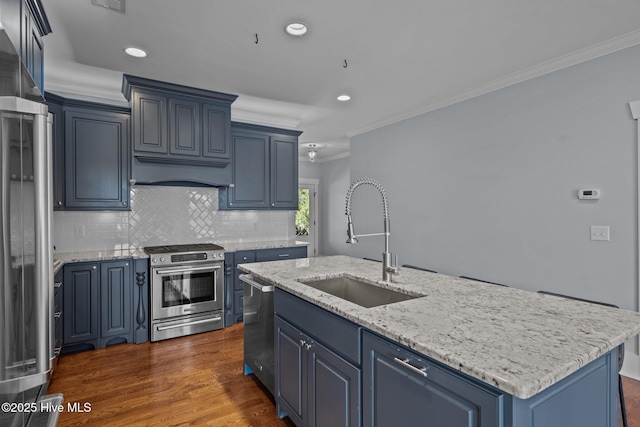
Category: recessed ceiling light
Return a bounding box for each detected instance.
[124,47,147,58]
[284,22,308,37]
[337,94,351,102]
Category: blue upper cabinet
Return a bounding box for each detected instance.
[46,94,130,211]
[21,0,48,93]
[220,122,302,210]
[122,75,237,168]
[131,90,167,154]
[45,92,65,209]
[0,0,51,98]
[62,100,131,210]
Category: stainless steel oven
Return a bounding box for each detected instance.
[146,244,225,342]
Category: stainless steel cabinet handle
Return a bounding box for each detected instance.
[92,265,97,270]
[299,339,306,347]
[156,316,222,331]
[57,201,63,206]
[54,282,63,288]
[53,312,62,319]
[393,357,428,378]
[278,254,290,258]
[155,265,221,275]
[304,343,312,350]
[239,274,274,293]
[122,202,127,206]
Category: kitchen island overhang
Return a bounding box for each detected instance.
[238,255,640,400]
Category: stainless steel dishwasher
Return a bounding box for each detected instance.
[240,274,275,394]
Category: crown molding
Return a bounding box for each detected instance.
[231,107,301,129]
[347,29,640,138]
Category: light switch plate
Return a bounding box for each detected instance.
[590,225,610,241]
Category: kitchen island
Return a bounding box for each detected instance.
[239,255,640,427]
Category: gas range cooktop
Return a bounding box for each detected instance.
[144,243,225,266]
[144,243,225,255]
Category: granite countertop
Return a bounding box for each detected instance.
[52,240,307,273]
[53,249,148,273]
[220,240,308,252]
[238,255,640,399]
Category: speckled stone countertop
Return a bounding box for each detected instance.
[238,255,640,399]
[220,240,308,252]
[52,240,307,274]
[53,249,148,274]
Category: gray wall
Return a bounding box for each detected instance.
[318,157,352,256]
[347,44,640,312]
[300,157,353,257]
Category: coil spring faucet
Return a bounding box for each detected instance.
[345,178,399,282]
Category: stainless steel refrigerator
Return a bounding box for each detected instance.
[0,96,61,426]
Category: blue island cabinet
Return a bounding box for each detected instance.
[362,331,619,427]
[363,331,503,427]
[275,288,361,427]
[275,289,620,427]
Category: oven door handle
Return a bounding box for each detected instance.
[155,265,221,275]
[239,274,274,293]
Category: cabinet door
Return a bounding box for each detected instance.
[270,134,298,209]
[46,99,64,209]
[132,90,167,154]
[202,102,231,161]
[308,341,361,427]
[63,263,98,344]
[362,331,502,427]
[169,97,200,157]
[100,260,131,338]
[275,317,307,427]
[228,131,269,208]
[64,108,130,209]
[22,3,43,92]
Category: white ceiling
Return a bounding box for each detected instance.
[41,0,640,162]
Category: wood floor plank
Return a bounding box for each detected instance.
[48,323,640,426]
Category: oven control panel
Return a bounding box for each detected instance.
[150,251,225,266]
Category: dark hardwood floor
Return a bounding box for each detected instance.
[48,324,294,426]
[49,323,640,426]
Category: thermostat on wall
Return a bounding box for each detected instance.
[578,188,600,200]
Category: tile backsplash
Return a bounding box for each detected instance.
[53,185,295,253]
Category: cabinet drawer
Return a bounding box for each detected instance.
[362,331,503,427]
[256,246,306,262]
[235,250,256,264]
[275,288,360,365]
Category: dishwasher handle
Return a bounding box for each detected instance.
[239,274,274,293]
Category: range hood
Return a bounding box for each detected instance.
[131,157,232,187]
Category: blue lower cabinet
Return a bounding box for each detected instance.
[275,316,360,427]
[362,331,503,427]
[63,259,139,353]
[63,262,99,347]
[99,260,131,345]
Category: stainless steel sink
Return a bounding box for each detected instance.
[299,276,421,308]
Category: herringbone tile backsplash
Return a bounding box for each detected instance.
[53,185,295,253]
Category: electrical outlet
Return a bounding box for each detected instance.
[590,226,610,241]
[75,225,85,238]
